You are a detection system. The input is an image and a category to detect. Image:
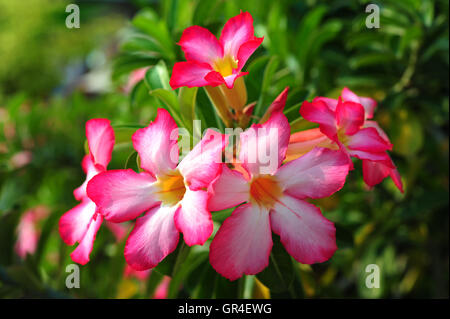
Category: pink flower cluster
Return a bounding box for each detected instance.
[59,11,403,281]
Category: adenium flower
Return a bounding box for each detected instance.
[59,119,115,264]
[292,88,403,192]
[87,108,228,270]
[123,67,148,94]
[170,11,263,89]
[208,111,350,280]
[15,206,49,259]
[124,264,151,281]
[153,277,171,299]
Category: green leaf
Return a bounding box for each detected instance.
[192,262,218,298]
[150,88,184,126]
[295,5,327,55]
[120,34,164,58]
[144,60,171,91]
[256,235,295,294]
[114,127,138,146]
[112,53,157,81]
[145,270,164,298]
[167,246,207,298]
[193,0,222,25]
[262,55,280,94]
[253,56,280,119]
[0,179,24,213]
[211,207,233,224]
[153,240,190,277]
[131,9,175,60]
[178,86,198,132]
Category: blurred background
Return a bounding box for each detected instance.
[0,0,448,298]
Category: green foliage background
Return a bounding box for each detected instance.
[0,0,448,298]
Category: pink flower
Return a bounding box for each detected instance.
[314,87,377,120]
[123,67,148,94]
[153,276,171,299]
[123,264,151,281]
[15,206,49,258]
[59,119,115,265]
[170,11,263,89]
[87,108,228,271]
[207,111,350,280]
[10,150,32,169]
[295,87,403,192]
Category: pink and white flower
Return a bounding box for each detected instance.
[208,111,350,280]
[87,108,228,271]
[15,206,49,259]
[153,276,171,299]
[59,119,115,265]
[293,87,403,192]
[170,11,263,89]
[123,67,149,94]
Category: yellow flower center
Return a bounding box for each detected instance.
[249,175,283,209]
[154,170,186,206]
[213,55,238,77]
[337,128,349,145]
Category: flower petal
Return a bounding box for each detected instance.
[286,128,338,161]
[208,164,250,211]
[178,25,223,64]
[153,277,171,299]
[209,203,272,280]
[124,205,179,271]
[299,100,337,140]
[236,37,264,71]
[178,129,228,190]
[347,149,392,162]
[73,155,102,201]
[239,112,290,176]
[87,169,159,223]
[132,108,179,177]
[363,159,404,193]
[276,147,349,199]
[341,87,376,119]
[313,97,338,112]
[220,11,256,58]
[336,100,365,135]
[86,118,115,170]
[347,127,392,152]
[70,213,103,265]
[260,87,289,123]
[271,195,337,264]
[59,200,96,246]
[169,61,215,89]
[175,189,213,246]
[363,120,391,144]
[15,212,39,258]
[362,159,390,187]
[222,71,248,89]
[389,165,404,193]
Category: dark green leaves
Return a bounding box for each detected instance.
[256,235,296,295]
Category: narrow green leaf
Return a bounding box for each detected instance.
[256,235,295,294]
[144,60,171,91]
[178,86,198,132]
